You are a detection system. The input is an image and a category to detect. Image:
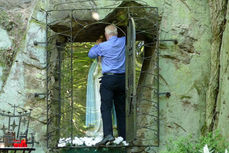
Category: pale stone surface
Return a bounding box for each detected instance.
[36,10,46,23]
[205,0,228,133]
[215,1,229,141]
[0,53,25,108]
[0,28,12,50]
[25,22,46,68]
[0,0,33,9]
[0,1,46,152]
[141,0,211,148]
[0,67,3,90]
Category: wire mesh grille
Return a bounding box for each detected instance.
[45,1,160,150]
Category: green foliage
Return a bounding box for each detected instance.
[57,40,145,138]
[197,131,228,153]
[163,130,228,153]
[59,42,94,138]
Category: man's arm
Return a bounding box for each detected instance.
[88,45,100,59]
[88,38,103,59]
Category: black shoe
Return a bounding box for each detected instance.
[95,134,115,147]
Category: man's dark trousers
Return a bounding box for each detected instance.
[100,74,126,140]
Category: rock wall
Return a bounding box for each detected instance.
[213,0,229,142]
[0,0,48,152]
[0,0,228,153]
[149,0,212,152]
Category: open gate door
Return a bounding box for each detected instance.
[125,17,136,142]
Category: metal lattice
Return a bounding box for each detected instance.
[0,104,35,148]
[43,1,160,150]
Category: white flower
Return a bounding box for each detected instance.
[58,136,130,147]
[203,144,210,153]
[73,137,83,146]
[81,137,94,146]
[91,137,103,146]
[57,142,66,147]
[122,141,129,146]
[203,144,214,153]
[113,137,123,145]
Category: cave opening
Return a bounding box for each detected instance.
[45,2,159,149]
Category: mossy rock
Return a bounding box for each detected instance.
[0,10,16,31]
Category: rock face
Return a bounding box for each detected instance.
[0,28,11,50]
[0,0,228,153]
[213,0,229,142]
[158,0,211,138]
[0,27,12,89]
[0,0,47,152]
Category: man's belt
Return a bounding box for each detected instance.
[103,73,125,76]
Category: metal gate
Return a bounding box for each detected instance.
[125,17,136,142]
[44,1,160,149]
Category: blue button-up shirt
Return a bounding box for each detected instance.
[88,36,126,74]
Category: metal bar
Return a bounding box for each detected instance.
[0,148,35,151]
[140,137,159,141]
[138,103,158,109]
[0,113,31,117]
[45,105,86,119]
[138,70,158,76]
[158,92,171,97]
[138,113,158,118]
[141,98,157,104]
[159,39,178,44]
[72,14,87,27]
[17,116,22,139]
[72,21,127,42]
[25,111,31,139]
[57,41,61,142]
[56,143,160,148]
[70,10,74,145]
[53,0,149,8]
[33,41,46,46]
[139,126,158,132]
[34,93,46,97]
[46,6,158,13]
[155,8,160,147]
[45,11,49,148]
[8,116,11,131]
[136,30,158,36]
[47,32,71,40]
[142,56,154,60]
[47,129,61,135]
[138,85,157,90]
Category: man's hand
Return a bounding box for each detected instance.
[96,38,103,45]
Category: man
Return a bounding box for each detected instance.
[88,24,126,146]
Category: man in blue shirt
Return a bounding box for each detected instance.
[88,24,126,146]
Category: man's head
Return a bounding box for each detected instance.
[105,24,118,40]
